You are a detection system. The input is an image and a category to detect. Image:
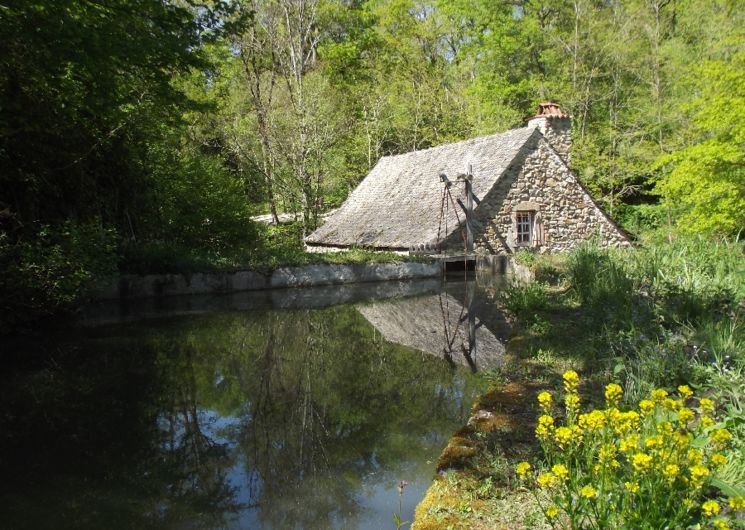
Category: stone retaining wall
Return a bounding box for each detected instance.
[91,261,441,301]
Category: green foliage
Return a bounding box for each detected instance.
[513,249,538,268]
[120,222,422,274]
[609,329,694,404]
[0,0,205,226]
[0,221,117,330]
[566,244,639,328]
[501,282,550,323]
[655,45,745,237]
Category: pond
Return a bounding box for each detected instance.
[0,277,510,530]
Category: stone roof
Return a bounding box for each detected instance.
[357,294,505,371]
[306,127,539,249]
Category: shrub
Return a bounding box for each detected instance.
[500,281,550,323]
[514,249,538,268]
[516,372,743,529]
[0,221,117,331]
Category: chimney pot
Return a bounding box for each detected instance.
[527,102,572,166]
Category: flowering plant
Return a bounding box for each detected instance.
[516,372,743,529]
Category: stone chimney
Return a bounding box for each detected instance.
[527,103,572,166]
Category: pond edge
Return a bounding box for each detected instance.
[90,261,443,300]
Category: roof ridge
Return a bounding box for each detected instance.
[380,126,533,160]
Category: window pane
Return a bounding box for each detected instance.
[516,211,533,244]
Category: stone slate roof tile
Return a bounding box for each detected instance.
[306,126,538,249]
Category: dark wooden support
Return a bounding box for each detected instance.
[465,164,474,255]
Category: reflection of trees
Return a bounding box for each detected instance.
[225,307,484,529]
[240,313,358,529]
[154,341,240,525]
[0,334,239,530]
[1,301,487,530]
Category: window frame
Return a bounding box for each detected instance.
[515,210,535,246]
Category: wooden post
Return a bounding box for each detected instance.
[467,280,476,355]
[465,163,474,255]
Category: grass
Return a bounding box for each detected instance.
[414,236,745,529]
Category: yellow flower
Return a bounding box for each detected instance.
[605,383,623,406]
[711,428,732,447]
[729,496,745,511]
[563,370,579,393]
[579,410,605,431]
[571,424,583,443]
[663,464,679,483]
[565,393,581,415]
[537,472,557,489]
[598,444,617,464]
[613,410,640,435]
[624,481,640,493]
[632,452,653,473]
[674,431,693,447]
[690,464,710,488]
[538,391,553,414]
[658,421,674,436]
[701,415,715,427]
[546,505,559,519]
[644,435,663,449]
[580,485,597,499]
[699,398,715,412]
[554,426,573,448]
[688,448,704,465]
[710,454,727,468]
[619,434,640,454]
[677,407,695,423]
[536,415,554,441]
[664,398,682,411]
[678,385,693,398]
[516,462,532,479]
[713,519,730,530]
[639,399,655,415]
[552,464,569,481]
[651,388,669,403]
[702,500,720,517]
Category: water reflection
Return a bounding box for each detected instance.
[1,280,505,529]
[359,287,505,371]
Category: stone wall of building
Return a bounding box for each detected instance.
[443,135,630,254]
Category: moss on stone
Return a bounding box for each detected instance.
[436,436,480,471]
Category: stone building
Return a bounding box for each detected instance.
[306,103,631,255]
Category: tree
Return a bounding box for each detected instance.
[0,0,205,227]
[655,45,745,236]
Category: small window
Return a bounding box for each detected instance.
[516,211,534,244]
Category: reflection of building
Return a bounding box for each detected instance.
[358,293,504,372]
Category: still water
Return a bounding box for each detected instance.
[1,278,509,530]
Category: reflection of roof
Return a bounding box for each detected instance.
[306,127,537,249]
[358,294,504,371]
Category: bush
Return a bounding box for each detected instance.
[500,281,550,323]
[0,221,117,332]
[516,371,743,529]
